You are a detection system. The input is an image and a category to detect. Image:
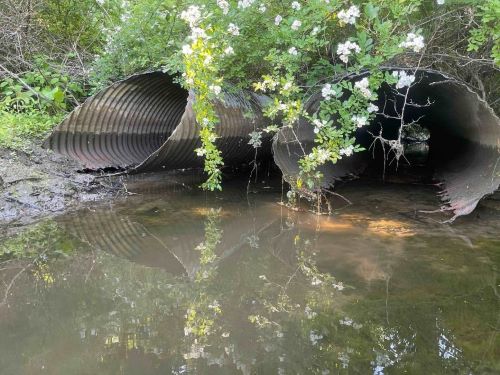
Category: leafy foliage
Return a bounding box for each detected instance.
[0,111,62,150]
[0,0,498,188]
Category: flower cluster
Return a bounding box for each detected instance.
[275,15,283,25]
[321,83,337,100]
[288,46,298,55]
[338,5,360,25]
[392,70,416,89]
[182,44,193,55]
[291,20,302,30]
[354,77,372,99]
[238,0,255,9]
[339,145,354,157]
[180,5,201,27]
[367,103,379,113]
[351,115,368,128]
[337,41,361,63]
[228,23,240,36]
[292,1,301,11]
[399,32,425,53]
[217,0,229,15]
[312,118,327,133]
[209,84,222,96]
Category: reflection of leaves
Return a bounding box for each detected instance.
[196,207,222,266]
[185,207,224,344]
[0,220,77,261]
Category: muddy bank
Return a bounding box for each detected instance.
[0,142,124,230]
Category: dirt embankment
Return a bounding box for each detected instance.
[0,142,124,230]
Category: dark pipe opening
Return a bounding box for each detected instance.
[273,70,500,218]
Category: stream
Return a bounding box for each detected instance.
[0,174,498,374]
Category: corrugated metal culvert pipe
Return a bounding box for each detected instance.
[273,69,500,220]
[44,70,499,219]
[44,72,271,172]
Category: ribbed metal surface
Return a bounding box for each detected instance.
[273,69,500,218]
[44,72,270,171]
[60,197,279,278]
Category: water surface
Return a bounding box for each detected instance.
[0,175,499,374]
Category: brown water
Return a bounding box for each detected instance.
[0,174,499,374]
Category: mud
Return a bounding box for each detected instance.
[0,141,124,230]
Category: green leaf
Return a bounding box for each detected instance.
[365,3,379,20]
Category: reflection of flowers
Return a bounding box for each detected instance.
[309,330,323,345]
[246,234,260,248]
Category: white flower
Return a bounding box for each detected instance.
[228,23,240,36]
[190,27,207,40]
[209,84,222,96]
[312,119,327,134]
[352,115,368,128]
[367,103,379,113]
[258,4,266,12]
[291,1,301,10]
[312,26,320,35]
[354,77,372,98]
[180,5,201,27]
[321,83,336,100]
[203,55,212,65]
[336,41,361,63]
[275,15,283,25]
[338,5,360,25]
[208,133,217,142]
[238,0,255,9]
[283,81,293,91]
[217,0,229,14]
[182,44,193,55]
[392,70,416,89]
[437,0,445,4]
[288,46,298,55]
[315,148,331,164]
[195,148,206,157]
[291,20,302,30]
[339,145,354,157]
[202,117,210,126]
[399,32,425,53]
[224,46,235,55]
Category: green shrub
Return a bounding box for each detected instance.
[0,110,62,150]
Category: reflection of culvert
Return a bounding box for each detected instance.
[44,72,271,171]
[45,70,499,219]
[274,69,500,220]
